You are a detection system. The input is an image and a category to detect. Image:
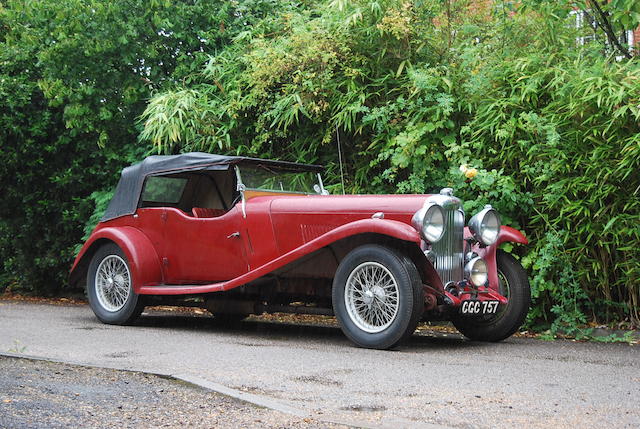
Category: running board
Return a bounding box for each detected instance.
[138,282,227,295]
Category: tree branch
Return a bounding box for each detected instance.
[586,0,632,59]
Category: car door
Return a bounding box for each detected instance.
[161,205,249,284]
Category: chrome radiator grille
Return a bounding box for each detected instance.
[432,206,464,285]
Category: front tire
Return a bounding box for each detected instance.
[452,250,530,342]
[87,243,144,325]
[332,245,424,350]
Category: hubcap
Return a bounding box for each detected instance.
[95,255,131,312]
[344,262,400,333]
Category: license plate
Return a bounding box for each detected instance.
[460,300,499,315]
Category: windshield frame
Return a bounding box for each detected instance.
[235,164,326,195]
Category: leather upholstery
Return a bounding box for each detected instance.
[192,207,226,218]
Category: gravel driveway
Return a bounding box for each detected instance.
[0,356,344,429]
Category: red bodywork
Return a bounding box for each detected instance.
[71,193,527,309]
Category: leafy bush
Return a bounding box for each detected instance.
[0,0,293,295]
[461,9,640,327]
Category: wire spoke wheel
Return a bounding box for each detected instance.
[344,262,400,333]
[451,250,531,342]
[333,245,424,349]
[95,255,131,312]
[474,268,512,325]
[87,243,144,325]
[493,269,511,319]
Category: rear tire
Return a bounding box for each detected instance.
[332,245,423,350]
[452,250,530,342]
[87,243,145,325]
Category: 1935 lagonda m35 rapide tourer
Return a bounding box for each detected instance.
[70,152,531,349]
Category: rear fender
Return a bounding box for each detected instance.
[70,227,162,292]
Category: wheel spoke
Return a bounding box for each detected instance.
[95,254,131,312]
[344,261,400,333]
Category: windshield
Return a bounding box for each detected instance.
[239,165,323,194]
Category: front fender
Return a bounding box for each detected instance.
[473,226,528,291]
[244,218,422,286]
[314,218,421,246]
[137,218,424,295]
[497,225,529,246]
[70,226,163,292]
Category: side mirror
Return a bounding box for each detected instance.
[313,184,330,195]
[316,173,330,195]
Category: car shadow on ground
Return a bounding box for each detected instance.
[126,312,491,351]
[134,313,348,342]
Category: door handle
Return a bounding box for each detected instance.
[227,232,240,239]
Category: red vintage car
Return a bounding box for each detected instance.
[70,153,530,349]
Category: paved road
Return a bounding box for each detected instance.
[1,301,638,428]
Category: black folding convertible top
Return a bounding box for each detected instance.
[101,152,323,222]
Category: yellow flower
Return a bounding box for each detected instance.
[465,168,478,179]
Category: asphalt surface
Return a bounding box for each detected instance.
[1,301,638,428]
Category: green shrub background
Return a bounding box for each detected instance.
[1,0,639,333]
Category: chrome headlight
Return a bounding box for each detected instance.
[412,203,445,243]
[468,205,501,246]
[465,257,488,286]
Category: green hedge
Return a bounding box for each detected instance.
[0,0,301,294]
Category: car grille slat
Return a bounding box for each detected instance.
[433,206,464,285]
